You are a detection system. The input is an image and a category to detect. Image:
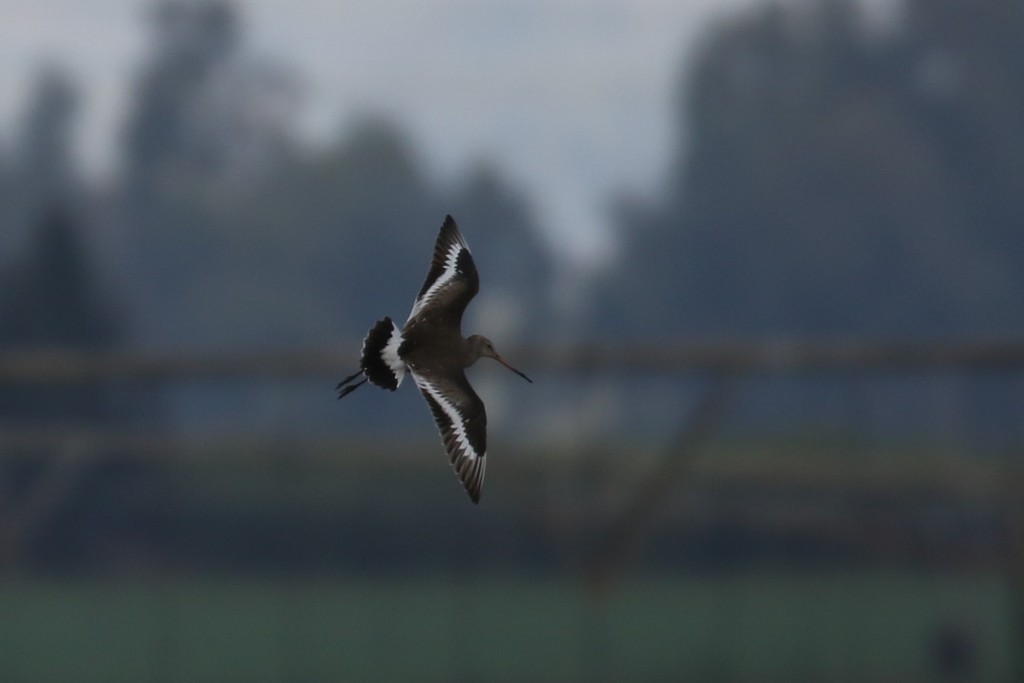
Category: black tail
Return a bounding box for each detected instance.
[360,317,404,390]
[336,317,405,399]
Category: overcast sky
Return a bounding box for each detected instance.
[0,0,765,265]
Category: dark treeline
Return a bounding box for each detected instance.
[595,0,1024,341]
[4,0,1023,379]
[0,1,559,571]
[1,0,555,359]
[1,0,1023,572]
[583,0,1024,451]
[0,0,557,436]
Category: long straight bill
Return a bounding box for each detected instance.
[496,355,533,383]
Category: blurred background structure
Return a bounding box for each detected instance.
[1,0,1023,680]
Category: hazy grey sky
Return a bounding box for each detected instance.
[0,0,764,264]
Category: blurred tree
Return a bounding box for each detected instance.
[0,208,167,574]
[0,66,80,262]
[122,0,239,200]
[115,2,556,351]
[597,0,1024,339]
[449,162,554,344]
[185,117,445,346]
[0,207,122,420]
[105,2,557,436]
[898,0,1024,301]
[15,66,78,205]
[117,0,304,346]
[0,141,11,267]
[230,119,557,346]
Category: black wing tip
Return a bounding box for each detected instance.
[462,475,481,504]
[440,214,465,245]
[455,456,484,504]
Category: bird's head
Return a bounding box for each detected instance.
[468,335,533,384]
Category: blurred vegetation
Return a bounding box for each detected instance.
[1,0,556,356]
[1,0,1023,679]
[598,0,1024,340]
[2,0,1022,367]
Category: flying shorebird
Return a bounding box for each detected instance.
[336,215,533,503]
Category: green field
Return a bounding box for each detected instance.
[0,571,1017,682]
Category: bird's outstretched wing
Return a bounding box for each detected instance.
[411,369,487,503]
[406,215,479,326]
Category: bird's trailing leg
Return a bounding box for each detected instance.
[336,371,368,399]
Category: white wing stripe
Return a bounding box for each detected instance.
[407,242,463,321]
[413,374,483,463]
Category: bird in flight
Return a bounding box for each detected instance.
[337,215,533,503]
